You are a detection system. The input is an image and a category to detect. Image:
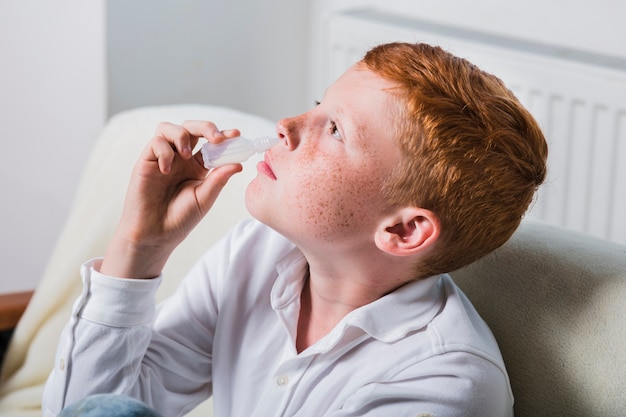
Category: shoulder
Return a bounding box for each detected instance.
[407,274,514,411]
[431,275,505,364]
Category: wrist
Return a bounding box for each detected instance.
[100,235,172,279]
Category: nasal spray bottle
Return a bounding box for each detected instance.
[201,136,279,169]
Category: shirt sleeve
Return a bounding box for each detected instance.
[41,258,161,417]
[42,256,218,417]
[42,221,259,417]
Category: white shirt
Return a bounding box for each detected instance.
[43,219,513,417]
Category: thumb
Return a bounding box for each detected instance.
[195,164,243,213]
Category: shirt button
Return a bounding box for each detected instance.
[276,374,289,386]
[59,358,66,371]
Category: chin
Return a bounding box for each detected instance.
[245,183,271,224]
[244,186,260,218]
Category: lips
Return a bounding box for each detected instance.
[257,153,277,180]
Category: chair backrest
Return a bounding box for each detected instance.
[451,220,626,417]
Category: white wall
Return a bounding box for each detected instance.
[106,0,310,122]
[0,0,107,293]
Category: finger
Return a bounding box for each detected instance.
[181,120,240,145]
[149,135,176,174]
[154,122,194,159]
[195,164,243,212]
[220,128,241,140]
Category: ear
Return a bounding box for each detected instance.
[374,207,440,256]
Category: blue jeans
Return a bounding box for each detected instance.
[58,394,164,417]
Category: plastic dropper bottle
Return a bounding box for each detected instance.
[201,136,279,169]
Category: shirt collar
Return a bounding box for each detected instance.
[271,247,309,310]
[270,248,445,350]
[340,274,444,343]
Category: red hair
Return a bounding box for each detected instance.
[363,42,548,277]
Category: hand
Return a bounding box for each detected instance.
[100,120,243,279]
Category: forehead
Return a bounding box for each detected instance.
[325,63,397,101]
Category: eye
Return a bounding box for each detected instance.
[329,120,342,141]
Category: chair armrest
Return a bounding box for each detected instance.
[0,290,34,331]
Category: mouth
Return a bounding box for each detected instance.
[256,152,277,180]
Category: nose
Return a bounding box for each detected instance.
[275,117,300,151]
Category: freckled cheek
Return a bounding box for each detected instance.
[289,163,381,237]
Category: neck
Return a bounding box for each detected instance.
[294,250,416,353]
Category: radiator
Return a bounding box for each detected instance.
[324,9,626,245]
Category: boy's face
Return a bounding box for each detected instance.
[246,63,402,251]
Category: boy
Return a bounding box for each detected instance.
[43,42,547,417]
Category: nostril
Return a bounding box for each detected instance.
[276,117,299,150]
[281,135,294,151]
[277,131,293,149]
